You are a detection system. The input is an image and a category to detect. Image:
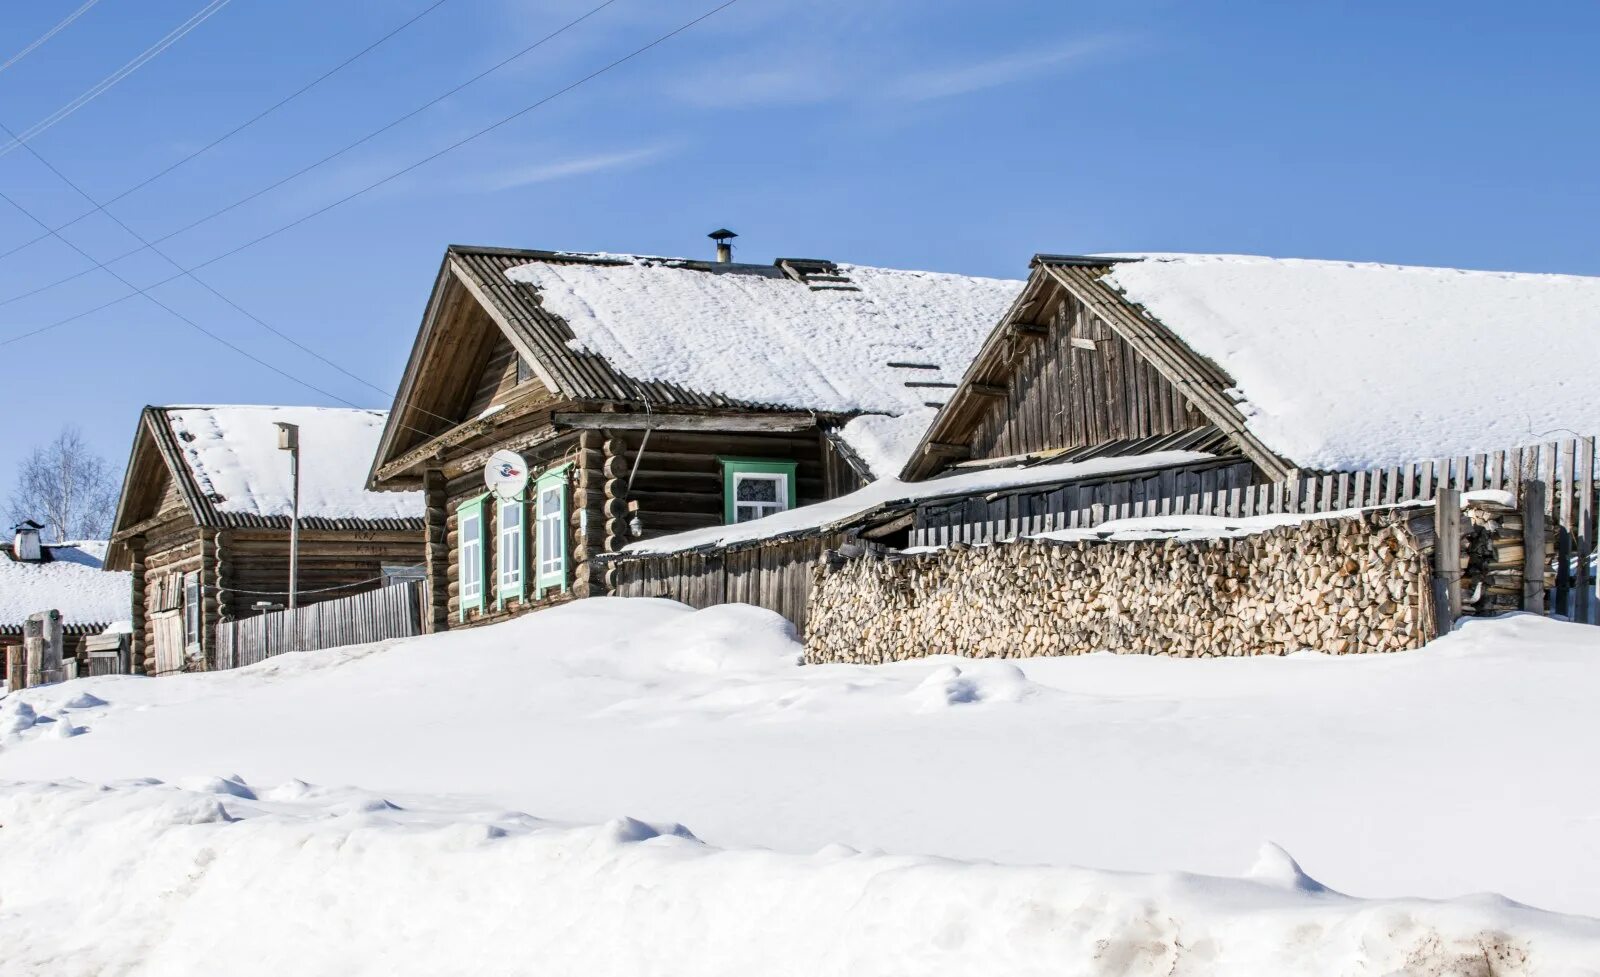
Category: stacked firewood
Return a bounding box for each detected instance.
[805,509,1440,664]
[1460,496,1553,615]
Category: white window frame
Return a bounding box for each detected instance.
[535,464,571,595]
[458,496,487,620]
[719,458,798,525]
[497,496,526,606]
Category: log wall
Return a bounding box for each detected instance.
[807,509,1443,664]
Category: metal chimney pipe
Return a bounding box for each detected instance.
[708,228,737,263]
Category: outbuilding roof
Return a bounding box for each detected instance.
[0,541,129,634]
[906,253,1600,478]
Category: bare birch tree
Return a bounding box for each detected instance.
[7,427,118,542]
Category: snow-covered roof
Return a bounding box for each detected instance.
[0,542,129,630]
[503,255,1021,473]
[1100,254,1600,470]
[165,406,422,521]
[620,450,1213,556]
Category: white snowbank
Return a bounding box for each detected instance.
[0,542,129,628]
[504,256,1019,473]
[165,406,422,520]
[4,598,1600,932]
[623,450,1211,554]
[1102,254,1600,469]
[2,776,1594,977]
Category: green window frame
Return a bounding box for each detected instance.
[457,494,489,621]
[534,463,572,596]
[719,457,798,525]
[496,496,527,608]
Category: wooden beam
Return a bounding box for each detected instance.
[969,383,1007,398]
[923,441,971,459]
[552,412,817,433]
[374,387,561,482]
[1010,322,1049,336]
[1522,480,1546,613]
[1434,487,1462,635]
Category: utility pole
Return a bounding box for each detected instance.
[276,422,301,611]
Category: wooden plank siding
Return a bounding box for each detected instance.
[966,293,1205,462]
[608,534,840,635]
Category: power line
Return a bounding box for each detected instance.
[0,0,235,159]
[0,0,459,266]
[0,104,465,438]
[0,0,107,77]
[0,0,624,310]
[0,0,743,353]
[0,125,364,409]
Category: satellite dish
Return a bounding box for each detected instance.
[484,449,530,501]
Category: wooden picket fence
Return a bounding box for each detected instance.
[912,436,1598,624]
[215,580,425,670]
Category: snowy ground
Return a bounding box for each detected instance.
[3,599,1599,974]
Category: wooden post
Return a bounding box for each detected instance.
[423,469,450,634]
[1522,480,1546,614]
[1575,436,1595,625]
[1433,487,1462,635]
[129,537,147,675]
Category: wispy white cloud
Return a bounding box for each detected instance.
[463,143,676,192]
[882,35,1126,102]
[663,33,1130,110]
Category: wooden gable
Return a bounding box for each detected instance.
[903,258,1294,482]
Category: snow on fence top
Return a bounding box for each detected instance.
[1102,254,1600,470]
[621,450,1212,556]
[504,256,1021,472]
[165,407,423,521]
[0,542,129,630]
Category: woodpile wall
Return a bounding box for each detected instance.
[806,508,1445,664]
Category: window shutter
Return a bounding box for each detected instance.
[457,495,488,621]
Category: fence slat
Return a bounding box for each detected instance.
[213,581,424,669]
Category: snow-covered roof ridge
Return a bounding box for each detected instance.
[0,541,129,630]
[162,406,423,522]
[501,252,1022,474]
[1096,253,1600,470]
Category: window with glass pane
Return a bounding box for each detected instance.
[719,459,797,525]
[537,483,564,582]
[497,498,524,602]
[733,473,788,522]
[459,502,484,615]
[183,572,201,645]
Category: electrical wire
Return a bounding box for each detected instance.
[0,0,107,78]
[0,0,745,353]
[0,0,459,265]
[0,0,235,159]
[0,0,624,306]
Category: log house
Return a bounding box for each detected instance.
[105,406,424,675]
[365,243,1019,632]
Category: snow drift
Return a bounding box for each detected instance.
[4,599,1600,973]
[2,777,1595,977]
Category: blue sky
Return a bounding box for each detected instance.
[0,0,1596,487]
